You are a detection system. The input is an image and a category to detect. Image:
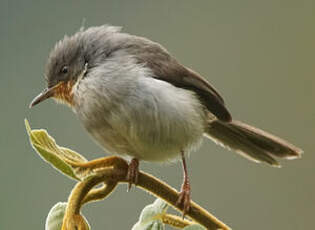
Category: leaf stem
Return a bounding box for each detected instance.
[161,213,192,229]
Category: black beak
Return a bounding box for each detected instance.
[29,84,59,108]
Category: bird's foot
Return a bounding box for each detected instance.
[126,158,139,191]
[176,181,191,217]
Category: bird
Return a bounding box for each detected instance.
[30,25,302,215]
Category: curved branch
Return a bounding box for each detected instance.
[62,156,230,230]
[81,181,117,205]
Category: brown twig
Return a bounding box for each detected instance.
[62,156,231,230]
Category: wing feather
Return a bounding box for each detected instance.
[124,36,232,122]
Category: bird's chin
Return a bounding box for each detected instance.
[53,97,74,107]
[52,80,76,107]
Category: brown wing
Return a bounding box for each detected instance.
[124,37,232,122]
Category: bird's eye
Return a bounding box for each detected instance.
[61,66,69,74]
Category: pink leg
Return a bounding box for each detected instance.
[176,151,191,217]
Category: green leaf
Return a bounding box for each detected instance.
[183,224,206,230]
[45,202,90,230]
[25,119,93,180]
[132,199,168,230]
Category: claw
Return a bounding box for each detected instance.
[176,181,191,217]
[126,158,139,191]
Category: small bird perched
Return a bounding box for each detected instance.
[30,25,302,215]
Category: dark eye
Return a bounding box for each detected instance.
[61,66,69,74]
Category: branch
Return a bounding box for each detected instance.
[62,156,230,230]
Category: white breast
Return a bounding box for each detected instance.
[73,56,207,162]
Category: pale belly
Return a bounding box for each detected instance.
[74,76,207,162]
[85,117,205,162]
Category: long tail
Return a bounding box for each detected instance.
[205,120,303,167]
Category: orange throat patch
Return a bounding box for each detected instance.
[53,81,75,106]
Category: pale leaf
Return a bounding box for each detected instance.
[45,202,90,230]
[25,119,93,180]
[132,199,168,230]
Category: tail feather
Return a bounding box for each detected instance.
[205,120,303,167]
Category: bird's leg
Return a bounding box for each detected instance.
[127,158,139,191]
[176,150,191,217]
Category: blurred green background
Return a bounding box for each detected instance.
[1,0,314,229]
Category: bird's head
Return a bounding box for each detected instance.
[29,25,124,108]
[30,32,88,108]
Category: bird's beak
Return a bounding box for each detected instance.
[29,83,60,108]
